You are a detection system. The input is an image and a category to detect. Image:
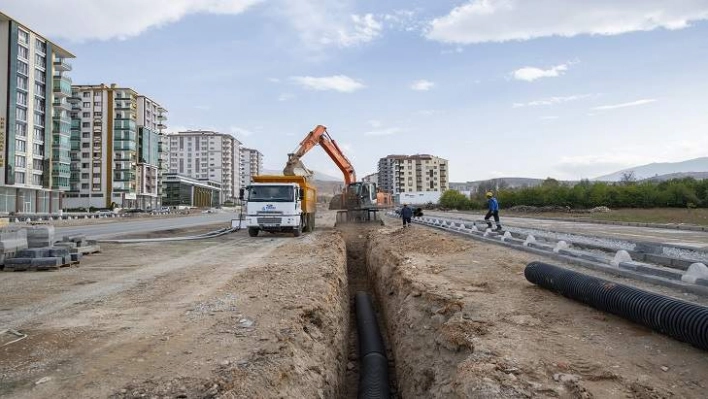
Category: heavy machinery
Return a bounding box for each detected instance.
[239,175,317,237]
[283,125,381,223]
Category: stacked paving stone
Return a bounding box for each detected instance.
[0,229,29,265]
[26,225,55,248]
[55,235,100,256]
[3,247,72,271]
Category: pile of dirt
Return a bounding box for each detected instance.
[367,226,708,398]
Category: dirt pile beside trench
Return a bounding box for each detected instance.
[367,226,708,398]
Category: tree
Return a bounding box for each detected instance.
[439,190,472,210]
[620,171,637,185]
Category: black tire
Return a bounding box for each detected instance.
[248,228,259,237]
[310,213,315,232]
[293,216,303,237]
[303,213,312,233]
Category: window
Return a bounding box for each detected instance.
[93,173,100,178]
[35,38,46,54]
[83,102,90,108]
[82,152,89,158]
[82,143,89,148]
[93,162,101,167]
[33,112,45,126]
[16,107,27,122]
[34,53,46,67]
[82,183,89,189]
[15,155,26,168]
[33,143,44,155]
[16,91,27,106]
[82,122,90,128]
[82,112,90,118]
[81,173,89,179]
[17,75,28,90]
[17,60,28,76]
[18,44,28,60]
[33,159,44,170]
[15,122,27,137]
[35,70,45,83]
[34,97,45,110]
[95,112,102,117]
[18,29,29,44]
[83,92,90,98]
[33,127,44,141]
[92,183,100,190]
[82,163,89,168]
[82,132,90,138]
[34,83,45,98]
[94,101,102,107]
[15,172,25,184]
[32,175,42,185]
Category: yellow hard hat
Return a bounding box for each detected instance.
[485,192,493,198]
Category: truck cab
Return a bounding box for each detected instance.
[240,178,315,237]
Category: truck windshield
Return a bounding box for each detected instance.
[248,186,295,202]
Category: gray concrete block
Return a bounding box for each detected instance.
[49,247,70,258]
[70,253,82,262]
[5,258,31,265]
[527,242,554,251]
[54,241,77,249]
[578,253,610,263]
[670,258,694,271]
[696,278,708,287]
[30,257,62,268]
[16,248,51,258]
[644,253,669,265]
[618,261,645,271]
[635,264,683,280]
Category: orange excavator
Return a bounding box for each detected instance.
[283,125,389,222]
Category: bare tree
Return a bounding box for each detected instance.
[620,171,637,185]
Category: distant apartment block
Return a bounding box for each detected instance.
[240,147,263,187]
[0,12,74,213]
[167,130,241,202]
[377,154,449,194]
[362,172,378,186]
[64,84,167,209]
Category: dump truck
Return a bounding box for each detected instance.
[240,175,317,237]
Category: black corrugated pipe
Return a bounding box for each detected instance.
[525,261,708,351]
[355,291,391,399]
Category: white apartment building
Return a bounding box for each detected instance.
[0,12,74,213]
[167,131,241,202]
[240,147,263,187]
[64,84,167,210]
[377,154,449,194]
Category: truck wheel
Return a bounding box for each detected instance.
[293,217,303,237]
[310,214,315,231]
[248,228,259,237]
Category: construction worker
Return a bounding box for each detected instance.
[400,203,413,227]
[484,192,503,231]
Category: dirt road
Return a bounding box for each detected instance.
[0,224,348,398]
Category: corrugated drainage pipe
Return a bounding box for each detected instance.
[525,261,708,351]
[355,291,391,399]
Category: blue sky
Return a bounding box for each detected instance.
[6,0,708,181]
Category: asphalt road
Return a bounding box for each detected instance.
[425,210,708,249]
[55,213,238,240]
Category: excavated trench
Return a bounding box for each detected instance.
[339,225,399,398]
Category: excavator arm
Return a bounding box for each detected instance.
[283,125,357,185]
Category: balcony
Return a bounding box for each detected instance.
[53,76,72,98]
[53,59,72,72]
[53,98,71,112]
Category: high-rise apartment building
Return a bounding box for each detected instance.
[0,12,74,213]
[65,84,167,209]
[377,154,449,194]
[167,131,241,202]
[240,147,263,187]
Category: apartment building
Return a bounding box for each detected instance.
[167,130,241,202]
[240,147,263,187]
[64,84,167,209]
[362,172,378,186]
[377,154,449,194]
[0,12,74,213]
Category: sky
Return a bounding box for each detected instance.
[5,0,708,182]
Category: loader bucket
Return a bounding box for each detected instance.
[334,209,383,226]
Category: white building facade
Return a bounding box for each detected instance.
[0,12,74,213]
[240,147,263,187]
[167,131,241,203]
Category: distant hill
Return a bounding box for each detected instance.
[594,157,708,181]
[642,171,708,182]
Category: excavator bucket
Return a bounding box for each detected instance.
[283,154,314,177]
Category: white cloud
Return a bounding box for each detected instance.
[290,75,365,93]
[3,0,262,41]
[426,0,708,44]
[410,80,435,91]
[278,1,382,49]
[268,77,281,83]
[591,99,657,111]
[278,93,295,101]
[364,127,402,136]
[539,116,559,120]
[368,120,382,128]
[512,63,568,82]
[513,94,595,108]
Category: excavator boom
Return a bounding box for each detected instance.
[283,125,356,184]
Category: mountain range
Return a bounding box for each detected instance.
[593,157,708,181]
